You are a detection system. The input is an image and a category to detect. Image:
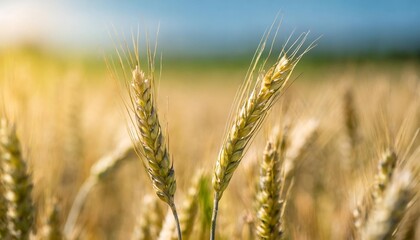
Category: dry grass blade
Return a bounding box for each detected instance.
[0,118,34,240]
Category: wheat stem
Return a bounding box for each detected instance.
[210,193,219,240]
[170,202,182,240]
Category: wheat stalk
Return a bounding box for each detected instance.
[255,127,286,240]
[210,32,312,240]
[130,65,181,239]
[0,119,34,240]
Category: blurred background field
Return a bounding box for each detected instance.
[0,1,419,239]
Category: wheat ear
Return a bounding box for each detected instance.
[211,33,311,240]
[131,66,181,239]
[362,170,413,240]
[255,127,286,240]
[354,149,397,231]
[64,139,136,238]
[0,119,34,240]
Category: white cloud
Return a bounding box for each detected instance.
[0,1,106,49]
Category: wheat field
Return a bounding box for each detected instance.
[0,34,419,240]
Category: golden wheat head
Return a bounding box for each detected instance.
[0,119,34,240]
[213,33,312,200]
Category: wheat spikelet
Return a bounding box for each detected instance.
[132,194,164,240]
[255,127,286,240]
[41,200,63,240]
[362,170,414,240]
[0,119,34,240]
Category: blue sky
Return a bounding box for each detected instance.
[0,0,419,56]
